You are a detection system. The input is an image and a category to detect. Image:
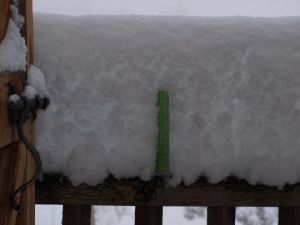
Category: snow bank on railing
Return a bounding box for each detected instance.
[34,14,300,187]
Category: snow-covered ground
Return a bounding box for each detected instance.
[34,14,300,187]
[33,0,300,17]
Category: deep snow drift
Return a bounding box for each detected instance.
[34,14,300,187]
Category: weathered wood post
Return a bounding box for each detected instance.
[0,0,34,225]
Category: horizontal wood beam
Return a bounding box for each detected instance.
[36,174,300,207]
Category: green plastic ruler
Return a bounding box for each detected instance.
[155,90,170,177]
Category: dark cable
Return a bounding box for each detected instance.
[9,96,49,213]
[11,115,42,213]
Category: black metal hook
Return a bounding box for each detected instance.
[8,85,50,213]
[11,119,42,213]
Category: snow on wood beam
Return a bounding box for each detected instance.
[135,206,163,225]
[36,174,300,207]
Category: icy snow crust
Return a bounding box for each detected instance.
[0,5,26,72]
[34,14,300,187]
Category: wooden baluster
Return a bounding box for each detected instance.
[135,206,163,225]
[63,205,92,225]
[207,207,236,225]
[279,207,300,225]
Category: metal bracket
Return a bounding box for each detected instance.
[8,82,17,125]
[7,83,50,213]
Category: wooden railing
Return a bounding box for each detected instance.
[36,174,300,225]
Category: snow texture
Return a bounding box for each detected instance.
[7,65,49,100]
[23,85,37,99]
[10,5,24,29]
[0,5,26,72]
[34,14,300,187]
[8,94,20,103]
[27,65,49,98]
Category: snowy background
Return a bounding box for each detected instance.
[32,0,299,224]
[36,206,209,225]
[35,205,278,225]
[33,0,300,17]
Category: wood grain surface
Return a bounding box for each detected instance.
[0,0,9,42]
[36,175,300,207]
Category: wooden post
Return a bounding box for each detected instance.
[19,0,34,65]
[0,0,34,225]
[207,207,236,225]
[135,206,163,225]
[63,205,92,225]
[0,73,27,225]
[0,0,10,42]
[15,122,35,225]
[0,141,27,225]
[279,207,300,225]
[16,0,35,224]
